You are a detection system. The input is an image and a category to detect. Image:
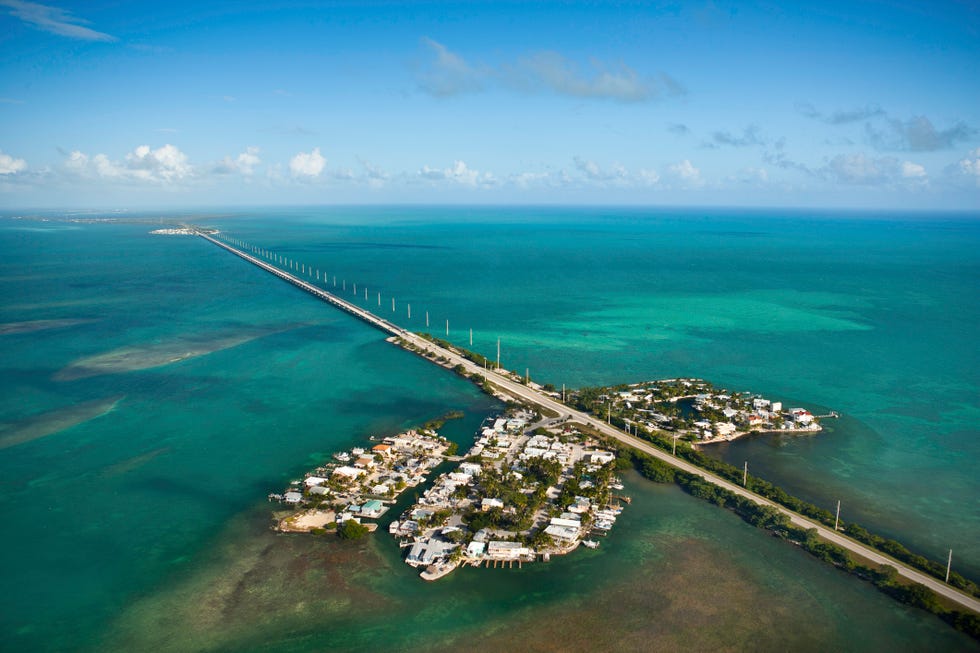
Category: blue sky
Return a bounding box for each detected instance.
[0,0,978,209]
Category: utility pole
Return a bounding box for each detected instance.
[946,550,953,583]
[446,319,449,336]
[469,328,473,346]
[743,461,748,487]
[672,434,677,456]
[408,304,411,319]
[496,338,500,369]
[835,500,841,531]
[426,311,429,327]
[562,384,565,403]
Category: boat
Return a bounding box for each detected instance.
[333,451,351,462]
[583,540,600,549]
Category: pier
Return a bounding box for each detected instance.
[195,231,980,615]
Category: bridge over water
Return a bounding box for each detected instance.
[195,229,980,616]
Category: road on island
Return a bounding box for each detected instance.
[200,232,980,616]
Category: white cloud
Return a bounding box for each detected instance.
[956,148,980,185]
[667,159,703,187]
[511,51,665,103]
[417,38,682,103]
[900,161,926,179]
[289,147,325,178]
[572,157,633,183]
[0,149,27,174]
[574,156,605,180]
[125,144,191,181]
[418,37,483,97]
[63,144,193,183]
[866,115,975,152]
[418,160,493,187]
[358,158,388,187]
[637,169,660,186]
[214,146,261,175]
[822,153,927,186]
[0,0,116,42]
[510,171,552,189]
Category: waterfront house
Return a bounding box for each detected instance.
[284,491,303,504]
[361,499,385,518]
[372,443,392,456]
[487,541,531,560]
[333,466,366,480]
[714,422,737,438]
[459,462,482,476]
[790,408,814,425]
[586,451,615,465]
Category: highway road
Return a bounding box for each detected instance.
[201,231,980,616]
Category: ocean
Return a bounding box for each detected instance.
[0,206,976,651]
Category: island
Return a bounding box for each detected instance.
[567,378,835,445]
[269,427,452,536]
[391,408,625,580]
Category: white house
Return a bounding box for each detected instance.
[481,497,505,511]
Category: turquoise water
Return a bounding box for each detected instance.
[0,207,977,651]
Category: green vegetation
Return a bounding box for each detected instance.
[422,410,465,432]
[418,333,498,370]
[336,519,369,540]
[619,447,980,641]
[589,401,980,600]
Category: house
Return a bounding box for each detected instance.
[284,491,303,504]
[459,462,482,476]
[371,443,392,456]
[771,401,783,413]
[752,398,771,410]
[304,476,328,487]
[355,455,376,469]
[586,450,615,465]
[568,497,591,514]
[481,498,505,511]
[549,517,582,529]
[333,466,366,480]
[714,422,737,437]
[487,541,531,560]
[789,408,814,425]
[466,541,486,558]
[361,499,385,518]
[545,524,580,542]
[309,485,329,496]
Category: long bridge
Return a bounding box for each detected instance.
[196,230,980,616]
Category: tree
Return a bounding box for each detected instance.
[337,519,369,540]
